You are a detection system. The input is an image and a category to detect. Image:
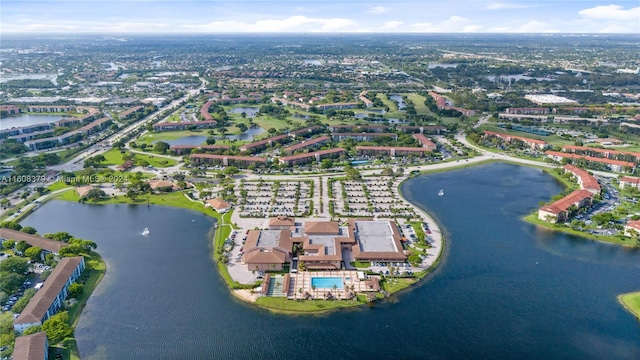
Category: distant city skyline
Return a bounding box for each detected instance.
[1,1,639,34]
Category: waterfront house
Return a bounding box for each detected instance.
[538,189,593,223]
[148,180,178,192]
[0,228,68,260]
[14,257,85,333]
[205,198,231,213]
[76,185,95,198]
[483,131,549,150]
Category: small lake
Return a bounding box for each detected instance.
[488,74,556,82]
[20,163,640,359]
[229,107,260,117]
[158,135,207,146]
[303,59,323,66]
[428,63,459,69]
[0,114,68,130]
[389,94,406,110]
[226,127,265,141]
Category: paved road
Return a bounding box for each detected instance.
[2,187,74,221]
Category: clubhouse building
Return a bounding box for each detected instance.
[242,218,406,272]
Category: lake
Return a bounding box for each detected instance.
[229,107,260,117]
[428,63,459,69]
[21,163,640,359]
[226,127,265,141]
[303,59,323,66]
[487,74,556,82]
[158,135,207,146]
[0,114,68,130]
[389,94,406,110]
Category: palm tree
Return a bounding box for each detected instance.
[298,287,303,301]
[312,284,317,299]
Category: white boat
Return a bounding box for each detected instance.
[142,227,149,236]
[438,189,444,196]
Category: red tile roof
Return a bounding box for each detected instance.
[239,134,289,151]
[562,165,600,193]
[413,133,437,149]
[540,189,593,215]
[282,136,330,152]
[546,151,635,168]
[356,146,429,153]
[190,154,266,163]
[279,148,345,162]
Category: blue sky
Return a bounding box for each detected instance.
[2,1,639,33]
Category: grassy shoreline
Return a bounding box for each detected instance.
[62,251,107,360]
[618,292,640,320]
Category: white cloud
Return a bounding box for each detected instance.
[183,16,359,33]
[487,2,539,10]
[380,21,403,30]
[578,5,640,21]
[516,20,558,33]
[368,6,388,14]
[462,25,483,32]
[409,16,477,32]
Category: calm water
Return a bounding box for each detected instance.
[389,94,406,110]
[229,107,259,117]
[226,127,265,141]
[0,114,67,130]
[22,163,640,359]
[487,74,555,82]
[159,135,207,146]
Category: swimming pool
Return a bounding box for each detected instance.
[311,277,344,289]
[351,160,371,165]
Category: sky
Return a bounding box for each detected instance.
[1,0,639,34]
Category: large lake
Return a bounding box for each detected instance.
[22,163,640,359]
[0,114,68,130]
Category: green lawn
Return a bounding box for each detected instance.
[523,213,638,246]
[619,291,640,319]
[255,296,363,313]
[252,116,304,133]
[381,277,416,293]
[404,93,432,115]
[349,261,371,268]
[47,181,72,192]
[101,148,177,168]
[137,130,209,144]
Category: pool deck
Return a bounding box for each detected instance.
[289,270,379,300]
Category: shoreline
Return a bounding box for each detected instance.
[36,158,632,315]
[618,292,640,320]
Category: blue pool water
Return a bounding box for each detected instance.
[311,277,344,289]
[351,160,371,165]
